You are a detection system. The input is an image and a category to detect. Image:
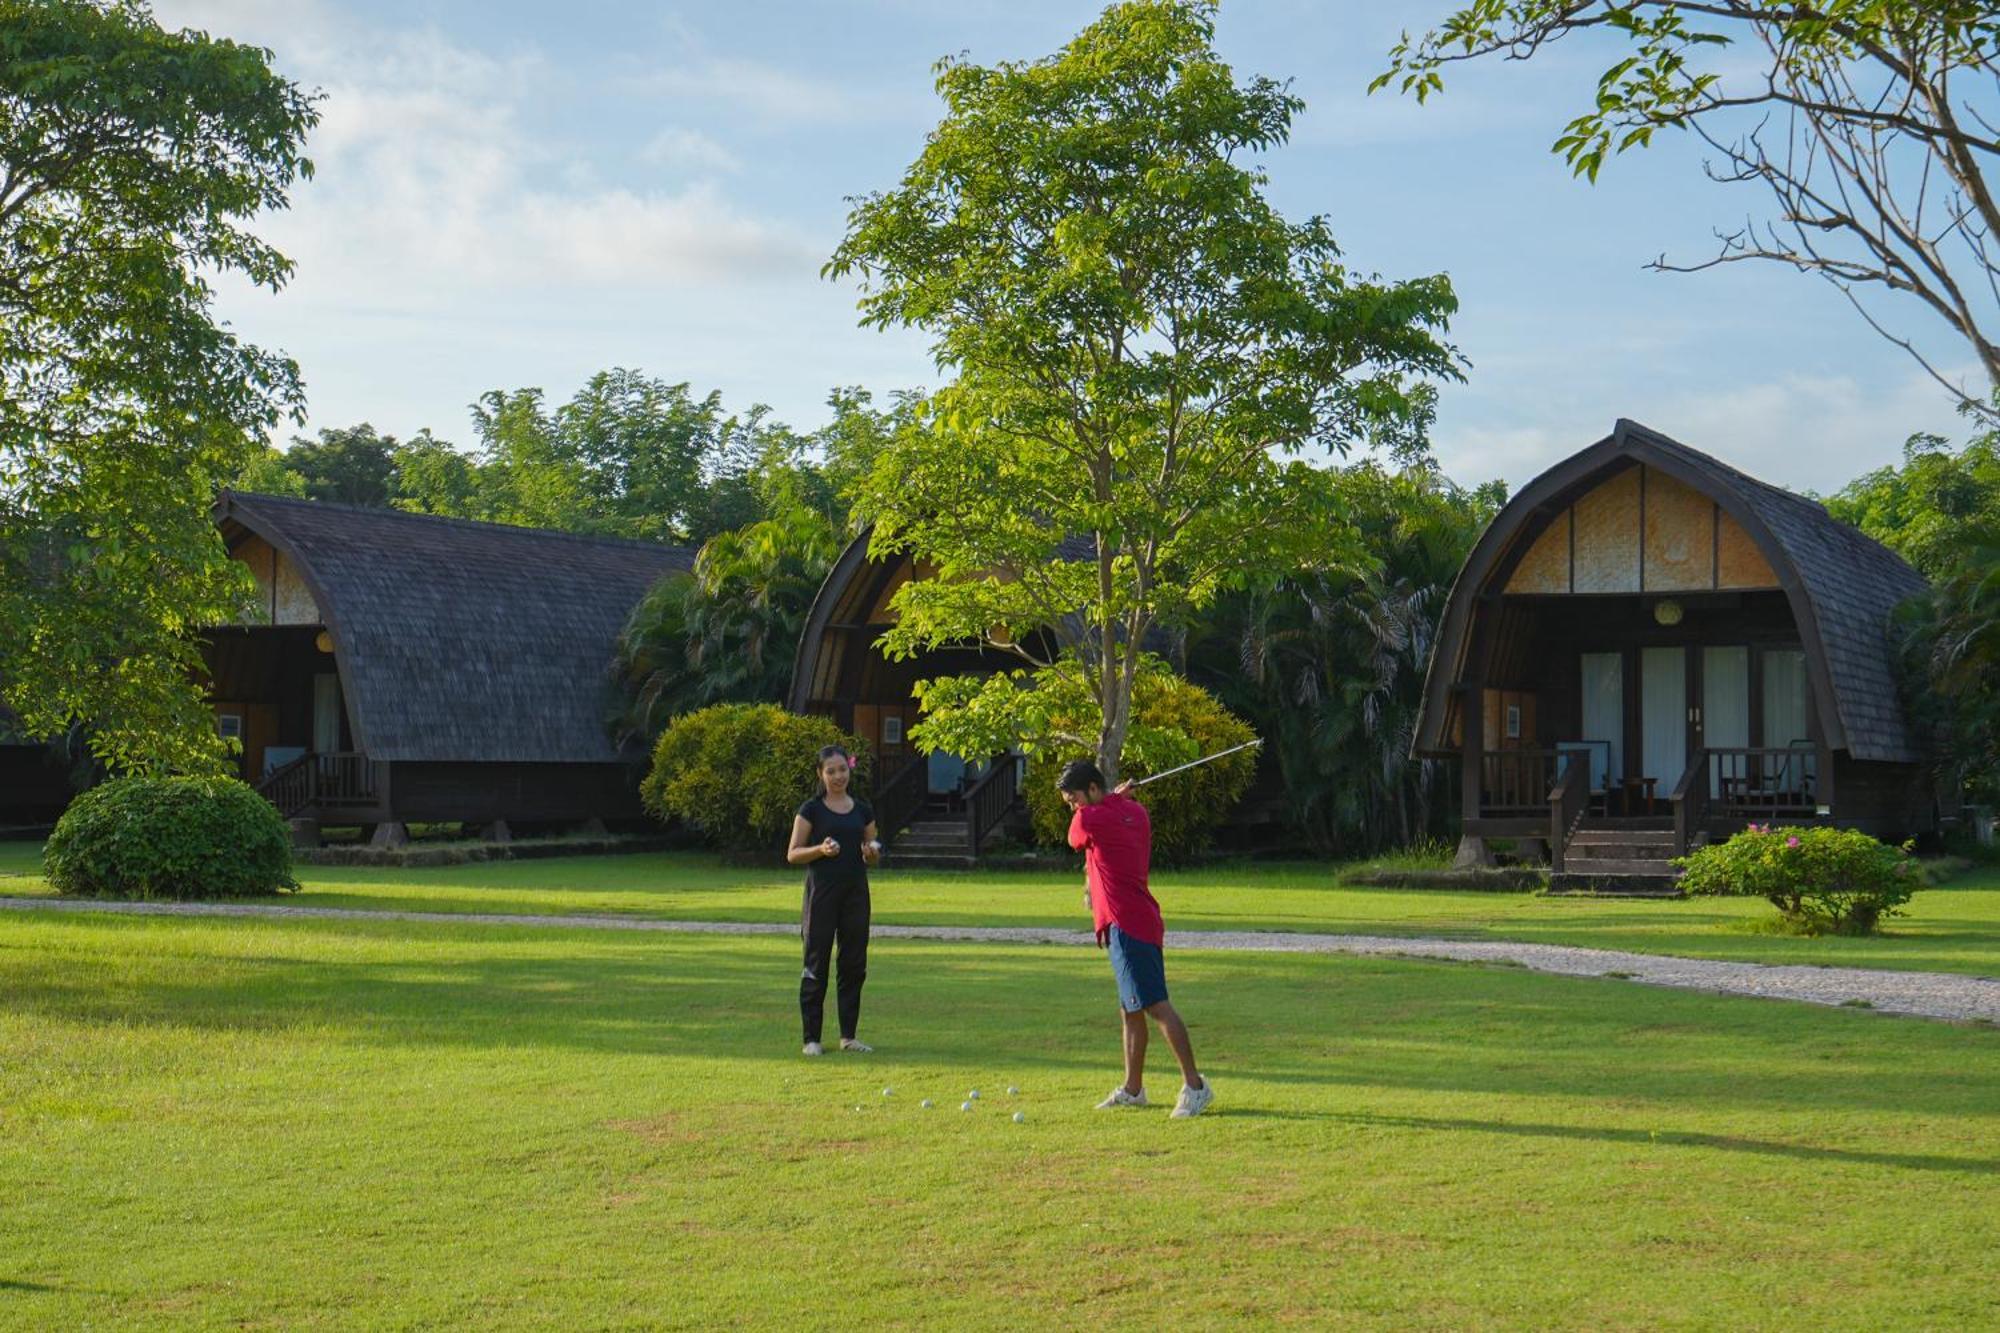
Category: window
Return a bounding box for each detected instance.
[1504,704,1521,739]
[883,716,904,746]
[217,714,244,741]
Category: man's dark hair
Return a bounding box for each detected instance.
[1057,759,1106,793]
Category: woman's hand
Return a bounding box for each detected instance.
[819,836,840,859]
[862,838,882,866]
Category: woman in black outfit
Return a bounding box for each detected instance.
[786,745,881,1056]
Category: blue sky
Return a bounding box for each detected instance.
[155,0,1979,493]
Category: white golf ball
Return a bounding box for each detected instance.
[921,1099,934,1109]
[1012,1111,1025,1124]
[882,1087,893,1097]
[967,1089,980,1099]
[1007,1086,1020,1096]
[960,1101,973,1112]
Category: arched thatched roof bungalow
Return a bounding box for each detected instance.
[1413,420,1934,876]
[210,492,693,840]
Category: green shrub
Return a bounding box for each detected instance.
[641,704,866,851]
[1675,824,1916,935]
[1023,673,1258,865]
[43,775,296,900]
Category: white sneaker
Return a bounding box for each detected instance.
[1170,1079,1214,1118]
[1095,1086,1149,1109]
[802,1041,823,1056]
[840,1038,873,1053]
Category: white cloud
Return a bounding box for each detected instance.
[641,127,742,174]
[192,17,818,308]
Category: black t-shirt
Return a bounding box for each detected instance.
[797,795,874,890]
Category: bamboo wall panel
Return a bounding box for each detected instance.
[1716,513,1780,588]
[1643,469,1715,590]
[1505,514,1570,594]
[1571,467,1642,592]
[230,536,322,625]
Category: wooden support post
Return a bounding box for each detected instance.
[1455,682,1488,869]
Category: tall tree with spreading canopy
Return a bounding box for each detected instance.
[0,0,316,772]
[827,0,1460,781]
[1378,2,2000,418]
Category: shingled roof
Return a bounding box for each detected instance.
[1414,420,1931,763]
[215,493,694,764]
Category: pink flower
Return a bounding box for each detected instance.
[1785,835,1800,848]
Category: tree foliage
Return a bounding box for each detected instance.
[609,494,841,746]
[1015,667,1257,864]
[0,0,315,772]
[1380,2,2000,415]
[829,0,1460,781]
[1190,463,1503,854]
[1830,428,2000,799]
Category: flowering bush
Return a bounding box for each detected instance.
[1675,824,1916,935]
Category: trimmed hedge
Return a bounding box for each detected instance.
[43,775,297,900]
[1675,824,1916,935]
[641,704,866,852]
[1023,674,1257,865]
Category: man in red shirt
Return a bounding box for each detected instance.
[1060,759,1213,1118]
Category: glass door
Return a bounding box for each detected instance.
[1701,646,1750,796]
[1640,646,1686,795]
[1578,652,1623,792]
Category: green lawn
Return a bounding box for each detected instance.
[6,839,1999,978]
[0,906,1994,1328]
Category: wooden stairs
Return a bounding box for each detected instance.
[888,814,981,870]
[1549,818,1691,897]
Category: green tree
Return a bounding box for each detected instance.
[610,496,842,745]
[1828,428,2000,800]
[827,0,1460,782]
[1379,2,2000,416]
[0,0,316,772]
[232,445,307,498]
[389,430,482,517]
[1189,464,1503,854]
[281,423,399,506]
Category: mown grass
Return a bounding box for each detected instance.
[8,840,2000,978]
[0,906,1994,1329]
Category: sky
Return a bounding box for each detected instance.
[151,0,1983,494]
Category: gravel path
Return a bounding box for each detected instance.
[3,895,1996,1025]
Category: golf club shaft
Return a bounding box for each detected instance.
[1129,737,1263,788]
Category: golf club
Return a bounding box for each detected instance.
[1127,736,1263,788]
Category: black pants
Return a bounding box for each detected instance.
[800,875,870,1043]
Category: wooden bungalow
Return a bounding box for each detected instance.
[1413,420,1935,888]
[211,492,693,844]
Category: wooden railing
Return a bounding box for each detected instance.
[258,752,315,818]
[963,753,1023,859]
[872,754,929,847]
[1671,750,1710,857]
[1707,747,1818,817]
[1671,747,1817,853]
[255,752,380,819]
[1481,749,1562,814]
[1548,749,1589,873]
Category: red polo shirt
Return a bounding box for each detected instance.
[1068,791,1163,946]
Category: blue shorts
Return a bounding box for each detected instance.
[1107,925,1169,1013]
